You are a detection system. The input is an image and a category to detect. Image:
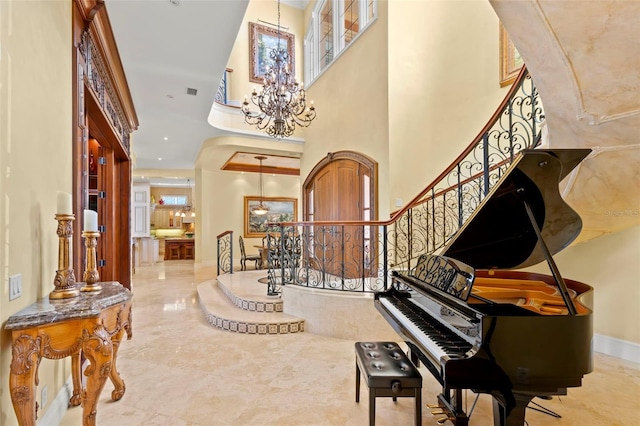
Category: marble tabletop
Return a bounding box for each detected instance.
[4,282,132,330]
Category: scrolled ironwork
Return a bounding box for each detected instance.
[216,231,233,275]
[214,69,229,105]
[265,68,544,296]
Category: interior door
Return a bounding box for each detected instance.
[86,138,118,283]
[333,159,362,278]
[305,152,377,279]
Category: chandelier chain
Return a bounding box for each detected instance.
[277,0,281,47]
[253,156,269,215]
[242,0,316,138]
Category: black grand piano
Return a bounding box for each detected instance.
[375,149,594,426]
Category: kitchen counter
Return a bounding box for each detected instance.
[164,238,195,260]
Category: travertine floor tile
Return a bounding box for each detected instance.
[58,260,640,425]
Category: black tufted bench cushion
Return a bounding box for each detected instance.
[355,341,422,425]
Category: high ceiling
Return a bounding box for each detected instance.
[107,0,307,186]
[491,0,640,241]
[107,0,639,239]
[107,0,250,172]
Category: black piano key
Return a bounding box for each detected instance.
[389,295,473,355]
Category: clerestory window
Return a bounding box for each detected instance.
[305,0,377,85]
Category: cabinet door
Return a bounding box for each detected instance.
[132,184,151,237]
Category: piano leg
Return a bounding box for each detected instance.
[355,360,361,402]
[369,390,376,426]
[492,394,534,426]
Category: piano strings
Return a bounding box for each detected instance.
[470,276,591,315]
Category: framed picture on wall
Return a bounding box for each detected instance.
[244,196,298,237]
[249,22,295,84]
[499,23,525,87]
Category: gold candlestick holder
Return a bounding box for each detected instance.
[81,231,101,292]
[51,214,79,299]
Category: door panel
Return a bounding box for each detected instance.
[304,153,377,279]
[335,159,361,278]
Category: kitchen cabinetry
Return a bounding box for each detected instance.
[132,184,151,237]
[153,208,178,229]
[164,239,195,260]
[134,237,158,266]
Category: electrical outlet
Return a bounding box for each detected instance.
[9,274,22,300]
[41,385,48,408]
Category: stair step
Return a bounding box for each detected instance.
[217,270,282,313]
[197,280,304,334]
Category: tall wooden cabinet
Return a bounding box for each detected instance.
[131,184,151,237]
[72,0,138,289]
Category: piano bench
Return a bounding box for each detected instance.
[355,342,423,426]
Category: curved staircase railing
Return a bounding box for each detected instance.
[215,67,544,295]
[216,230,234,275]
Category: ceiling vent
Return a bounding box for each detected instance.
[186,88,198,96]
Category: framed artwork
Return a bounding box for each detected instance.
[499,23,525,87]
[249,22,295,84]
[244,196,298,237]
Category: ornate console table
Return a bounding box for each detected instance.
[4,282,132,426]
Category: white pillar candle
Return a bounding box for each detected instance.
[84,209,98,232]
[57,191,73,215]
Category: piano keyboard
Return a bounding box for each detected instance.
[379,295,475,366]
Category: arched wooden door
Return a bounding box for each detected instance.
[303,151,377,278]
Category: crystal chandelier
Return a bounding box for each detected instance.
[242,0,316,138]
[252,156,269,216]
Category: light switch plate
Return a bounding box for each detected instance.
[9,274,22,300]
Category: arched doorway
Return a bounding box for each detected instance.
[303,151,378,278]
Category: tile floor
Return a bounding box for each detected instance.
[60,260,640,425]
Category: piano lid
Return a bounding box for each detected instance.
[441,149,591,270]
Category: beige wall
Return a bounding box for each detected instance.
[226,0,305,106]
[388,0,510,211]
[200,0,307,265]
[196,162,300,267]
[301,0,391,218]
[0,0,73,423]
[1,1,637,424]
[527,226,640,345]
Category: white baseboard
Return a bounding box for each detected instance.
[594,333,640,364]
[38,376,73,425]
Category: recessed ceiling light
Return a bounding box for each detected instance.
[158,157,162,161]
[164,137,168,141]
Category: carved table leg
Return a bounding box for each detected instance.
[81,325,113,426]
[109,327,126,401]
[9,334,42,426]
[70,349,83,406]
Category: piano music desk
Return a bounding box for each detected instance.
[355,342,422,426]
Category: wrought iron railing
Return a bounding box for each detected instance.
[214,68,232,105]
[266,67,544,295]
[264,223,388,295]
[216,230,233,275]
